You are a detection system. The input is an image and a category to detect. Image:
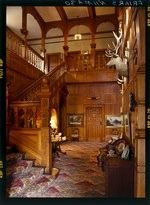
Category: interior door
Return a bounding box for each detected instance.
[47,53,61,72]
[86,107,103,141]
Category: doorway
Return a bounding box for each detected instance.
[50,108,58,132]
[85,106,104,142]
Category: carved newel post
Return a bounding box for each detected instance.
[37,77,52,174]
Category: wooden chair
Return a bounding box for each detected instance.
[71,128,79,141]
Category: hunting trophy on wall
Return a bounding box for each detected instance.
[105,30,128,78]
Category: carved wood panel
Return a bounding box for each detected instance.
[86,107,102,141]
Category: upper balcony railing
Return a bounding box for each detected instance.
[6,27,110,74]
[6,27,45,73]
[67,51,110,71]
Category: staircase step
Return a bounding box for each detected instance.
[7,172,55,197]
[29,166,45,175]
[6,146,14,154]
[19,175,55,197]
[24,158,36,167]
[6,153,23,167]
[6,151,56,198]
[7,167,47,197]
[22,180,55,197]
[7,166,45,184]
[6,160,34,178]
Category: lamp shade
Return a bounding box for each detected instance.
[74,33,82,40]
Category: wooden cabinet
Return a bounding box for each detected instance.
[105,157,134,197]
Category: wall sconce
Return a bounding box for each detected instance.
[129,92,137,112]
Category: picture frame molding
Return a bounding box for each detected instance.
[68,114,83,127]
[105,115,122,128]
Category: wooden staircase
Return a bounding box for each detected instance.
[6,146,59,197]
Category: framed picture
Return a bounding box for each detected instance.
[106,115,122,128]
[68,114,83,127]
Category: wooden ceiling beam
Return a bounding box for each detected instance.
[88,7,96,20]
[27,7,45,29]
[55,6,68,23]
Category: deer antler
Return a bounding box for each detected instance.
[105,49,114,57]
[105,30,122,57]
[112,31,122,54]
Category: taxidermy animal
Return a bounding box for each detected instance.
[105,30,128,78]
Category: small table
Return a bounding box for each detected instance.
[51,137,66,157]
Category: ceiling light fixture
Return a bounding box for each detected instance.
[74,16,81,40]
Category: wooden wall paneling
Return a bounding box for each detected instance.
[121,7,146,198]
[135,9,145,67]
[135,73,145,102]
[67,105,83,114]
[6,50,44,100]
[7,50,43,79]
[104,104,121,115]
[9,129,42,166]
[40,127,52,174]
[67,82,121,141]
[7,69,34,98]
[135,172,145,197]
[68,94,84,105]
[136,105,145,130]
[47,53,62,72]
[137,9,145,66]
[65,70,118,84]
[59,98,67,137]
[134,137,145,197]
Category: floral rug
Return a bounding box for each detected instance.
[6,141,107,198]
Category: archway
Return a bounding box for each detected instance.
[50,108,58,134]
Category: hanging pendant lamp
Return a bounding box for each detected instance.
[74,16,81,40]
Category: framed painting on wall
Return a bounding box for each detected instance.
[106,115,122,128]
[68,114,83,127]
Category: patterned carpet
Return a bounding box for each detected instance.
[6,141,107,198]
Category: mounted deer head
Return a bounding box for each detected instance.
[105,30,128,78]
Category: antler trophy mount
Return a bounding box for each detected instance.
[105,30,128,78]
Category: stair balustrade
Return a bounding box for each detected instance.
[15,62,66,101]
[9,101,41,129]
[6,27,45,73]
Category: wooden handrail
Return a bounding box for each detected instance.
[15,62,66,101]
[6,27,45,72]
